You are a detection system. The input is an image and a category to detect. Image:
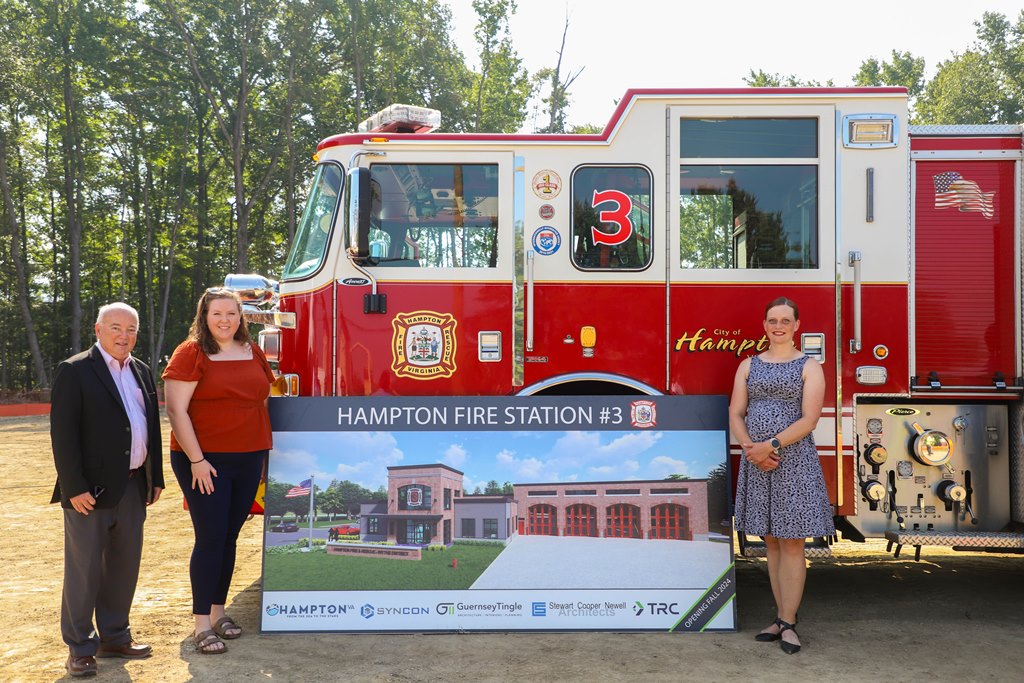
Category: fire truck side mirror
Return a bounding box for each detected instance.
[346,167,372,259]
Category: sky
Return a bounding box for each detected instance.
[270,428,726,493]
[446,0,1024,129]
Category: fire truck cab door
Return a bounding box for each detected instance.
[666,104,840,495]
[337,151,515,395]
[521,160,665,392]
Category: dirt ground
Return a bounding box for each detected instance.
[3,413,1024,682]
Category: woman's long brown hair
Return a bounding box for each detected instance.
[188,289,254,355]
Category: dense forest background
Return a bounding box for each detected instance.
[2,2,1023,392]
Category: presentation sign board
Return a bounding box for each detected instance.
[261,395,735,633]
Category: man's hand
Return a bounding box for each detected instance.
[148,486,163,506]
[69,491,97,515]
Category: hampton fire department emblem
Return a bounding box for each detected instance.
[391,311,458,380]
[630,400,657,429]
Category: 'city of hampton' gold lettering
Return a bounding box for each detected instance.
[673,327,768,358]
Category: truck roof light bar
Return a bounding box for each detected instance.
[358,104,442,134]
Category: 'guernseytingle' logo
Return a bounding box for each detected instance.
[391,311,458,380]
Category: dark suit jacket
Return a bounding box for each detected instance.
[50,345,164,508]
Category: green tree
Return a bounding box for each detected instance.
[743,70,833,87]
[317,481,345,520]
[974,10,1024,122]
[531,13,583,134]
[467,0,532,132]
[154,0,298,273]
[0,0,48,387]
[679,194,734,269]
[705,462,730,535]
[853,50,925,119]
[915,51,1001,124]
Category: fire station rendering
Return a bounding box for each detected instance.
[335,463,710,557]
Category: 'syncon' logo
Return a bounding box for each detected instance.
[360,604,375,620]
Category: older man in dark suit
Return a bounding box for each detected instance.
[51,302,164,677]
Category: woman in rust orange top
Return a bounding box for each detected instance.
[164,289,273,655]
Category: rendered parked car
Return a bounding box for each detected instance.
[331,523,360,536]
[271,522,299,533]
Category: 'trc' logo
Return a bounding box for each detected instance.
[634,601,679,616]
[360,604,375,620]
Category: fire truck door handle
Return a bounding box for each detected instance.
[848,251,862,353]
[526,250,535,352]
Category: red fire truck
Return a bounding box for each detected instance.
[232,88,1024,559]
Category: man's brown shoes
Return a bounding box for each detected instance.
[97,641,153,658]
[66,654,97,677]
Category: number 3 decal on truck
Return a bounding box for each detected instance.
[590,189,633,245]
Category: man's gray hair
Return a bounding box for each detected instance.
[96,302,140,326]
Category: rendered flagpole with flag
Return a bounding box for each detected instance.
[307,474,315,550]
[284,476,316,551]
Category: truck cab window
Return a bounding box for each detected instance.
[679,165,818,269]
[571,166,653,271]
[367,163,499,268]
[678,118,818,270]
[283,163,343,280]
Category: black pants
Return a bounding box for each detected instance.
[171,450,265,615]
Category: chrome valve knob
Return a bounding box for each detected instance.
[937,480,967,504]
[864,444,888,467]
[862,480,887,502]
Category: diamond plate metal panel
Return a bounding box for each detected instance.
[885,530,1024,548]
[1011,402,1024,523]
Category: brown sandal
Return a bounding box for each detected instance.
[193,629,227,654]
[212,616,242,640]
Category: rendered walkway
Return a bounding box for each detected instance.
[469,534,731,590]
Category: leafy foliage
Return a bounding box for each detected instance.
[0,5,1019,390]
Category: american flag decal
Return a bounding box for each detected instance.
[933,171,995,219]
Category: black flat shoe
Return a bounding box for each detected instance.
[778,619,801,654]
[754,617,784,642]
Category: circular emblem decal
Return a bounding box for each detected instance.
[532,226,561,255]
[539,204,555,220]
[531,170,561,199]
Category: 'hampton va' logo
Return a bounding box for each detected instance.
[391,310,458,380]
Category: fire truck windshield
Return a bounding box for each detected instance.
[283,163,343,280]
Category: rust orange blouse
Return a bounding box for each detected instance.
[162,340,275,453]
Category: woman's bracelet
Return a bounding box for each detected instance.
[188,456,205,465]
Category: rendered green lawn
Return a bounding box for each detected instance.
[263,544,505,590]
